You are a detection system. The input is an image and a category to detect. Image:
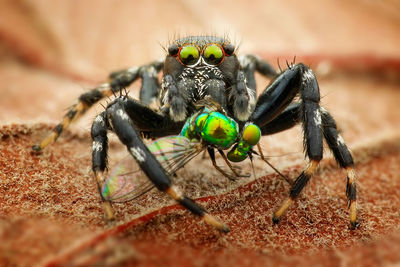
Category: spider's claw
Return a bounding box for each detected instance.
[272,216,281,225]
[216,165,250,181]
[202,214,230,233]
[350,220,360,230]
[273,197,294,224]
[32,145,42,152]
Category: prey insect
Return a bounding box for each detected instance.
[33,35,359,232]
[102,101,260,203]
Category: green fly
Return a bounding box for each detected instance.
[101,103,262,202]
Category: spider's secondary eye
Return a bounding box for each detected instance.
[179,45,200,65]
[168,43,179,56]
[223,43,235,56]
[203,45,224,65]
[242,123,261,146]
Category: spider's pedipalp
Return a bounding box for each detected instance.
[139,59,164,105]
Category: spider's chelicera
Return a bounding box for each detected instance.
[33,36,358,232]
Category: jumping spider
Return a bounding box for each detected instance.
[33,36,358,232]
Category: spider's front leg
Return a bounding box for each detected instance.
[251,63,358,229]
[91,97,230,232]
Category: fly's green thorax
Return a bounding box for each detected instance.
[197,111,238,149]
[180,108,238,150]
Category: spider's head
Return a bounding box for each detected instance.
[163,36,239,82]
[161,36,241,122]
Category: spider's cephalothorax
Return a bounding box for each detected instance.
[33,35,359,233]
[160,36,256,122]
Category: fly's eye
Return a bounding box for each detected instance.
[203,44,224,65]
[179,45,200,65]
[242,124,261,146]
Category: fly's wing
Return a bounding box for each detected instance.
[101,156,155,203]
[101,136,203,203]
[148,136,203,175]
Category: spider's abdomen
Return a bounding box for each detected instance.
[180,109,238,150]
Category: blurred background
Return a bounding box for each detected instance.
[0,0,399,127]
[1,0,400,265]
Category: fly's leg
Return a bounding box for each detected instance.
[257,103,301,185]
[256,143,292,185]
[207,148,239,181]
[95,97,229,232]
[217,149,250,178]
[32,60,163,151]
[207,148,250,181]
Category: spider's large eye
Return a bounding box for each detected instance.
[203,44,224,65]
[179,45,200,65]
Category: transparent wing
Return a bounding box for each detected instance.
[101,136,203,203]
[101,156,155,202]
[148,135,203,175]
